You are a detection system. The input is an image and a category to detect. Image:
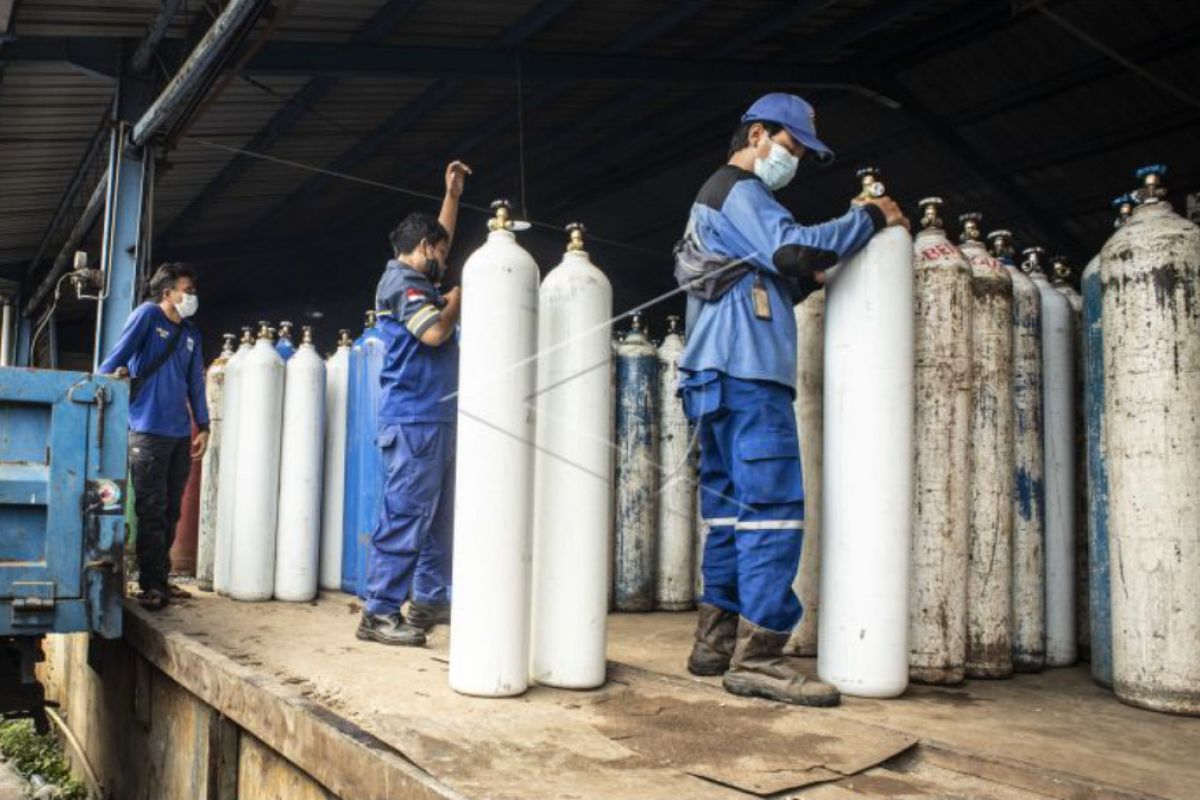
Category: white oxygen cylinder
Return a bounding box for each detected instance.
[319,330,352,591]
[197,333,235,592]
[818,169,914,699]
[450,201,540,697]
[1023,247,1077,667]
[787,289,824,656]
[228,325,285,602]
[959,215,1015,679]
[655,315,695,611]
[531,224,613,689]
[274,328,326,602]
[214,328,253,596]
[1102,166,1200,716]
[909,197,973,686]
[693,450,706,599]
[1050,256,1089,661]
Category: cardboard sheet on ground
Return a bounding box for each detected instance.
[590,675,917,796]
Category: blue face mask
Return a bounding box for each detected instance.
[753,139,799,192]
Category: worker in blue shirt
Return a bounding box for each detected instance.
[99,263,209,611]
[677,94,907,706]
[358,161,470,647]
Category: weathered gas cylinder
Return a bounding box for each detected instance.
[988,230,1045,672]
[197,333,235,591]
[274,327,326,602]
[818,169,914,699]
[613,311,659,612]
[959,214,1014,679]
[1083,195,1133,689]
[275,320,296,361]
[655,314,695,611]
[786,289,824,657]
[450,200,540,698]
[1101,166,1200,715]
[228,325,285,602]
[530,224,614,690]
[214,327,254,596]
[1051,255,1088,662]
[170,426,202,575]
[1023,246,1076,668]
[342,310,385,598]
[319,330,352,592]
[693,447,705,600]
[909,197,973,686]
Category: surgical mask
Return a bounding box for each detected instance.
[425,249,446,284]
[753,139,799,191]
[175,292,199,319]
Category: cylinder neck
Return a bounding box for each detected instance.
[240,327,254,346]
[337,329,352,348]
[565,222,586,252]
[1021,247,1046,276]
[666,315,681,336]
[278,321,293,341]
[918,197,944,233]
[300,326,314,346]
[986,230,1014,262]
[364,310,377,329]
[958,213,983,246]
[221,334,236,355]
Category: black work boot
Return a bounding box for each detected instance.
[687,603,738,676]
[356,612,427,647]
[406,600,451,631]
[722,617,840,707]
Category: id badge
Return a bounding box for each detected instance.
[752,275,772,320]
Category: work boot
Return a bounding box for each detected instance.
[687,603,738,676]
[356,612,426,647]
[406,600,451,631]
[722,617,840,707]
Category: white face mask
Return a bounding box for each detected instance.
[175,292,199,319]
[753,139,799,191]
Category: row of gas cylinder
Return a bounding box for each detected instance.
[801,165,1197,716]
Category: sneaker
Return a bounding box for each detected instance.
[406,601,451,631]
[356,612,427,647]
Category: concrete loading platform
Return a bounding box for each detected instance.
[40,593,1199,800]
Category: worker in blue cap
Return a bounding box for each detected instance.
[674,93,908,706]
[358,160,471,647]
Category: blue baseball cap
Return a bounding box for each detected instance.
[742,93,834,163]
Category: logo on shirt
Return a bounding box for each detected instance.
[156,327,170,339]
[405,288,428,304]
[186,337,194,352]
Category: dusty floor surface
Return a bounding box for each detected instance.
[148,592,1197,799]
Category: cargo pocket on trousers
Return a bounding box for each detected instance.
[735,434,805,505]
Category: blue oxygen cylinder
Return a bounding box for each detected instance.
[341,311,373,594]
[1083,194,1132,688]
[354,316,388,598]
[276,320,297,361]
[613,312,659,612]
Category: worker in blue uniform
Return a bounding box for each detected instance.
[99,263,209,611]
[676,94,907,706]
[357,160,471,647]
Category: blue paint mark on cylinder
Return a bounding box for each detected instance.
[342,313,386,598]
[1082,259,1112,688]
[614,320,658,612]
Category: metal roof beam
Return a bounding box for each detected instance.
[131,0,186,73]
[158,0,425,245]
[240,0,577,239]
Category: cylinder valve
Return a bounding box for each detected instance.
[958,213,983,244]
[338,329,352,347]
[240,327,254,345]
[1134,164,1167,205]
[665,314,681,335]
[221,333,237,354]
[986,229,1014,261]
[1113,193,1135,228]
[1020,246,1046,276]
[300,325,314,345]
[918,197,944,231]
[1050,256,1071,285]
[565,222,586,252]
[856,167,885,200]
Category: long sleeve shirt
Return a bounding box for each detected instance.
[679,165,884,392]
[97,302,208,438]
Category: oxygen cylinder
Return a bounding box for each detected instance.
[1051,255,1088,661]
[959,215,1014,679]
[608,330,620,611]
[319,330,352,591]
[274,327,326,602]
[613,312,659,612]
[531,224,613,689]
[818,169,914,699]
[1083,195,1132,689]
[171,428,202,575]
[1101,166,1200,715]
[228,325,285,601]
[988,230,1045,672]
[450,200,540,697]
[1023,246,1076,667]
[197,333,235,591]
[786,289,824,656]
[341,311,385,598]
[693,448,705,600]
[909,197,973,686]
[214,327,254,596]
[275,320,296,361]
[655,314,694,611]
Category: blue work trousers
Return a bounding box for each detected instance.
[365,422,456,616]
[682,372,805,633]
